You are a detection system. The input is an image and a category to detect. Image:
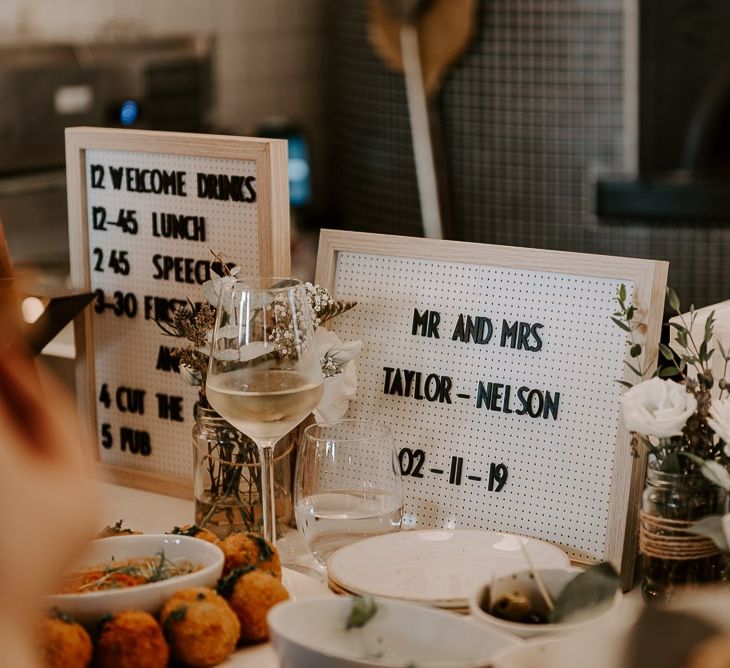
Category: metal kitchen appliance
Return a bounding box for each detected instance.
[0,35,213,275]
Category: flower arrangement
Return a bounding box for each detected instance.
[156,256,362,420]
[616,285,730,474]
[615,285,730,598]
[156,256,362,537]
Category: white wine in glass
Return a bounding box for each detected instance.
[207,369,323,441]
[207,278,323,545]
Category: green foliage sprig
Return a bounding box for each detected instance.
[612,283,647,386]
[614,285,730,473]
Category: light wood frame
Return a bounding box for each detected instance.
[316,229,668,589]
[66,127,290,498]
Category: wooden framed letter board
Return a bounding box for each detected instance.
[316,230,668,587]
[66,127,290,496]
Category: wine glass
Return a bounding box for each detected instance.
[294,419,404,570]
[207,278,323,545]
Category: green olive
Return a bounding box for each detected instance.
[491,592,532,622]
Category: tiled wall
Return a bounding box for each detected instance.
[331,0,730,307]
[0,0,327,138]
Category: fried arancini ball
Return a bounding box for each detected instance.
[39,613,92,668]
[160,587,240,667]
[95,610,169,668]
[217,567,289,643]
[221,532,281,579]
[169,524,222,547]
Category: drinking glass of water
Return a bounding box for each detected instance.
[294,419,404,568]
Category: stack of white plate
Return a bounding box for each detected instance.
[326,529,571,613]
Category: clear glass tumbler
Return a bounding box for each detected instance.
[294,419,404,568]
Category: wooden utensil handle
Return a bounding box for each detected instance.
[400,24,444,239]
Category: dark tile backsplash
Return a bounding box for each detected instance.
[330,0,730,308]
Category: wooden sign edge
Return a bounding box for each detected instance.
[315,229,668,591]
[65,127,291,499]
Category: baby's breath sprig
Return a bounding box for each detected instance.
[304,282,356,327]
[155,255,360,394]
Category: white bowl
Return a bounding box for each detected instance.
[469,568,622,639]
[268,595,521,668]
[46,534,224,625]
[490,637,572,668]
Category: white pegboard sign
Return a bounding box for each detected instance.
[66,128,289,496]
[316,230,668,583]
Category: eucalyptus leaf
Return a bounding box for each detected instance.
[667,287,680,313]
[660,452,682,474]
[619,284,627,303]
[549,562,619,624]
[688,515,729,551]
[658,343,675,361]
[611,316,630,333]
[701,460,730,491]
[625,361,643,376]
[658,367,680,378]
[681,453,730,492]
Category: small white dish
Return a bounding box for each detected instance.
[469,567,622,639]
[327,529,570,609]
[268,595,521,668]
[490,637,571,668]
[45,534,224,625]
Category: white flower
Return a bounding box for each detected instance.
[313,329,361,421]
[621,377,697,438]
[314,363,358,422]
[315,330,363,370]
[201,268,240,306]
[708,397,730,454]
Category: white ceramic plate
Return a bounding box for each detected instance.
[327,529,570,609]
[268,595,521,668]
[225,568,333,667]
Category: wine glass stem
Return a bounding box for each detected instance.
[257,441,277,546]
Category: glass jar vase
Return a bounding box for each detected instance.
[641,463,729,603]
[192,403,293,539]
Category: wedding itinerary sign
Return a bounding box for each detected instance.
[66,127,290,496]
[316,230,668,586]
